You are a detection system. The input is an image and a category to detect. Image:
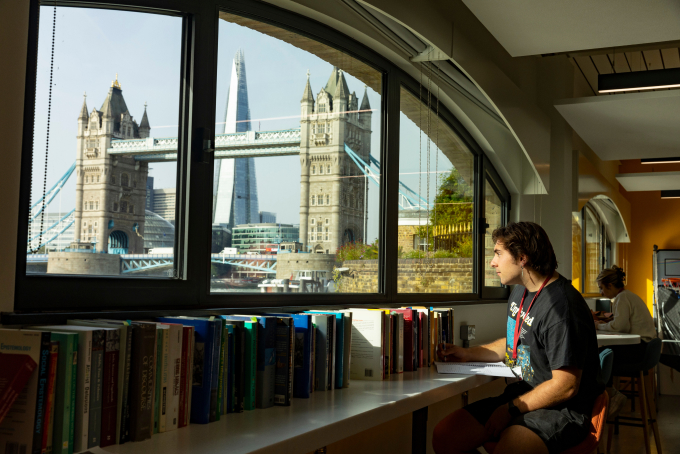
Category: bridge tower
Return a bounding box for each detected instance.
[74,75,149,254]
[299,68,372,254]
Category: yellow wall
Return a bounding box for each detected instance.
[619,177,680,311]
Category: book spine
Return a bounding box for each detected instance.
[398,315,404,373]
[73,332,91,453]
[118,326,132,445]
[178,328,189,428]
[216,324,226,419]
[169,327,181,431]
[235,327,245,413]
[273,320,288,406]
[153,331,162,434]
[160,327,171,432]
[209,321,220,422]
[311,326,316,395]
[113,327,126,446]
[225,329,234,414]
[67,338,77,454]
[87,331,104,448]
[286,321,294,405]
[244,323,257,411]
[329,318,335,390]
[0,358,37,432]
[42,342,59,454]
[186,327,194,425]
[343,313,352,388]
[32,331,51,454]
[148,327,158,438]
[129,326,155,442]
[99,331,119,447]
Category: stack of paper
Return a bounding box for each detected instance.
[434,361,521,378]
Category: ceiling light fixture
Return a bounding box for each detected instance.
[641,157,680,164]
[661,190,680,199]
[598,68,680,94]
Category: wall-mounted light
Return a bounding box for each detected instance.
[661,190,680,199]
[598,68,680,94]
[641,157,680,164]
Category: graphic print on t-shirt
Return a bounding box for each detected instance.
[505,316,535,382]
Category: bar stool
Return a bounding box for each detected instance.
[483,349,613,454]
[607,338,662,454]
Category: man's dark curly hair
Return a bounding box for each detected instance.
[491,221,558,277]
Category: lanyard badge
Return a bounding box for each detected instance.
[512,275,552,360]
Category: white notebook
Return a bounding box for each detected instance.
[434,361,521,378]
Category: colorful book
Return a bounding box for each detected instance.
[393,309,417,371]
[157,318,217,424]
[268,314,313,398]
[0,353,37,429]
[0,329,47,454]
[311,314,334,390]
[220,317,257,410]
[70,320,129,446]
[33,331,52,454]
[346,310,384,381]
[48,332,77,454]
[30,326,96,453]
[127,323,156,441]
[308,311,347,389]
[42,341,58,454]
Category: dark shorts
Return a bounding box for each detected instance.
[464,381,590,454]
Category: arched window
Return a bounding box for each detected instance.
[95,201,99,210]
[121,173,129,187]
[327,165,331,174]
[325,195,330,205]
[325,218,329,225]
[311,195,316,206]
[318,103,326,113]
[311,218,315,225]
[325,228,329,241]
[120,201,128,213]
[96,176,100,183]
[85,176,89,183]
[319,166,324,174]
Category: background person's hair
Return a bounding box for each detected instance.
[597,265,626,289]
[491,221,558,277]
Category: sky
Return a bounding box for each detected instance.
[31,6,467,245]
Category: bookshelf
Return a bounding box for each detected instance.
[96,368,494,454]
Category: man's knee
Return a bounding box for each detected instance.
[432,409,484,454]
[494,425,548,454]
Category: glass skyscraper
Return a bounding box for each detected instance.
[213,49,259,228]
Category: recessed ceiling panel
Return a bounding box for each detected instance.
[616,172,680,191]
[555,90,680,161]
[461,0,680,57]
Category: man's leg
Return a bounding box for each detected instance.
[432,409,487,454]
[493,425,549,454]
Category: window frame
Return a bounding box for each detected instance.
[13,0,512,315]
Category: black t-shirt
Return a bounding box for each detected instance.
[505,274,604,416]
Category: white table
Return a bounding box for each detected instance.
[96,368,494,454]
[597,333,641,347]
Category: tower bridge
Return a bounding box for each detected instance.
[27,54,434,264]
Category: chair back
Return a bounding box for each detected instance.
[642,337,662,371]
[599,348,614,384]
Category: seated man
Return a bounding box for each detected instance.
[433,222,603,454]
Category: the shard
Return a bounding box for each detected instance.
[213,49,259,228]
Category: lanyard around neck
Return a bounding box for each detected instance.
[512,275,552,360]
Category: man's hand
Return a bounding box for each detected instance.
[436,343,468,362]
[485,403,513,439]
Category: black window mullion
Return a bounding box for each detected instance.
[381,71,401,302]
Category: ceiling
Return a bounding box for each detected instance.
[616,171,680,192]
[460,0,680,57]
[554,90,680,161]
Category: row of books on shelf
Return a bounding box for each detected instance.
[0,307,454,454]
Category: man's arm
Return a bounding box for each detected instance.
[437,337,506,363]
[513,367,582,412]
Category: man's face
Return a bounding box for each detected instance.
[490,240,523,286]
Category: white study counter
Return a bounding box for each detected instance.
[94,368,494,454]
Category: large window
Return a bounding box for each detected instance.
[396,87,475,294]
[572,203,612,294]
[14,0,511,312]
[26,6,181,277]
[209,13,382,294]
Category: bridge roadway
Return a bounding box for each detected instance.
[107,129,302,162]
[27,253,278,274]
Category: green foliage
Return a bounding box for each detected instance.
[335,239,379,263]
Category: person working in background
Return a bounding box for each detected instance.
[596,265,657,416]
[432,222,603,454]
